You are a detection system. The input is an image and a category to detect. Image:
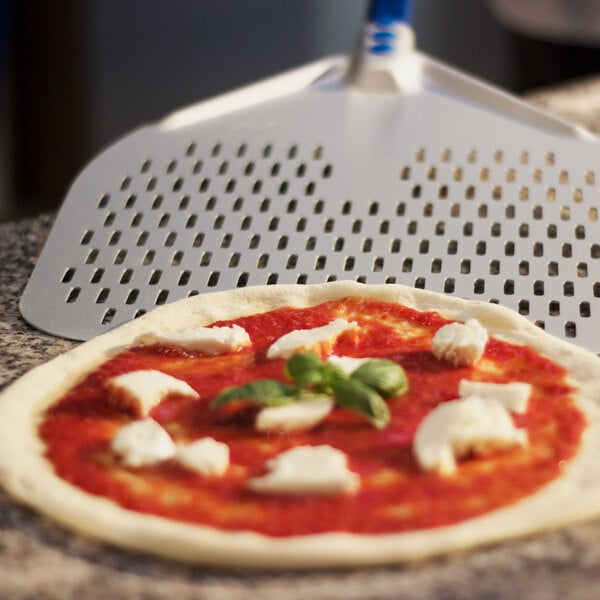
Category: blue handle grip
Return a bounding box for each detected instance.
[368,0,412,24]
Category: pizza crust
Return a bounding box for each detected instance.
[2,281,600,569]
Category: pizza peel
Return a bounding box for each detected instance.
[20,0,600,352]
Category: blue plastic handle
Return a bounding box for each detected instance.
[368,0,412,24]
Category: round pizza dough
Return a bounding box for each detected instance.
[1,281,600,569]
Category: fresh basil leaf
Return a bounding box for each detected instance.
[284,352,325,388]
[210,380,295,409]
[331,378,391,429]
[351,359,409,398]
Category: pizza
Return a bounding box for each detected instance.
[1,281,600,569]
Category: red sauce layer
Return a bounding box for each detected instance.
[40,297,585,536]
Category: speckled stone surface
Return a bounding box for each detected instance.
[3,79,600,599]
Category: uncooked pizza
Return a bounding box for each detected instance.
[1,281,600,569]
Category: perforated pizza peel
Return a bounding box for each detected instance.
[20,1,600,352]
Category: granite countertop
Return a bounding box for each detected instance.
[2,77,600,599]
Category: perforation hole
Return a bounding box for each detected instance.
[390,239,401,253]
[102,308,116,325]
[98,194,110,209]
[518,299,529,315]
[126,289,139,304]
[130,213,143,227]
[66,287,81,303]
[548,261,558,276]
[120,269,133,284]
[549,300,560,316]
[489,260,500,275]
[580,302,591,317]
[85,248,100,265]
[62,267,76,283]
[178,270,190,286]
[207,272,220,287]
[148,270,162,285]
[156,289,170,304]
[96,288,110,304]
[565,321,576,338]
[90,268,105,284]
[564,281,575,297]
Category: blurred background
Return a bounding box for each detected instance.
[2,0,600,224]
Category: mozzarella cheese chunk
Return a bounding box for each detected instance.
[255,397,334,432]
[326,355,371,375]
[136,324,251,354]
[266,319,358,360]
[248,445,360,495]
[112,418,176,467]
[107,370,199,416]
[459,379,531,414]
[431,319,488,366]
[414,396,527,475]
[175,437,230,476]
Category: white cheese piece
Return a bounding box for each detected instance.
[431,319,489,366]
[413,396,527,475]
[136,324,251,354]
[248,445,360,495]
[266,319,358,360]
[459,380,531,414]
[107,370,199,416]
[175,437,230,476]
[326,355,371,375]
[255,397,334,432]
[112,418,176,467]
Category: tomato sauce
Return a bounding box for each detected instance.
[39,297,585,536]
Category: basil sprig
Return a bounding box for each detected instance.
[210,353,408,429]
